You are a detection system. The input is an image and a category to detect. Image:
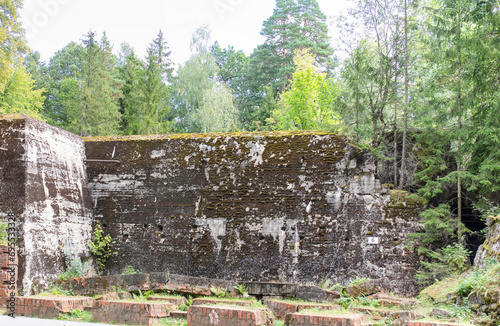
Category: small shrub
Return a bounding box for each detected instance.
[89,220,117,273]
[123,265,140,275]
[416,242,471,286]
[210,286,230,298]
[178,296,193,312]
[348,276,372,286]
[457,258,498,297]
[319,279,331,289]
[0,223,7,244]
[234,283,249,297]
[132,289,152,301]
[160,318,187,326]
[38,283,73,297]
[58,309,92,322]
[57,252,89,280]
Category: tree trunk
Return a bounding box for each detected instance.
[457,13,463,245]
[399,0,409,189]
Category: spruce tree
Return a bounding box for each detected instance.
[142,30,173,135]
[118,47,146,135]
[66,31,122,136]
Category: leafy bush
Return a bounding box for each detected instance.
[57,252,89,280]
[416,242,471,285]
[58,309,92,322]
[123,265,140,275]
[348,276,372,286]
[457,258,498,297]
[178,296,193,312]
[89,220,116,272]
[234,283,249,297]
[319,279,331,289]
[210,286,230,298]
[0,222,8,244]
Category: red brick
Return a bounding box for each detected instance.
[193,298,254,307]
[407,322,472,326]
[351,306,415,320]
[148,295,187,307]
[265,300,299,320]
[91,300,171,326]
[14,296,92,318]
[284,313,366,326]
[187,304,273,326]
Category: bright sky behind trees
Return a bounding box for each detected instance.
[19,0,352,66]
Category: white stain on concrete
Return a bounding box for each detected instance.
[246,141,266,166]
[196,218,227,252]
[151,149,165,159]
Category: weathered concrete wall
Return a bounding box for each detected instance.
[474,215,500,266]
[85,131,422,295]
[0,114,93,295]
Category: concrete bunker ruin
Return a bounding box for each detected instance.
[0,114,423,296]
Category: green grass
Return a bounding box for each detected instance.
[196,301,266,309]
[58,309,92,322]
[197,296,257,302]
[295,307,352,315]
[150,293,186,299]
[159,318,188,326]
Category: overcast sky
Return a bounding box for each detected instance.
[20,0,354,66]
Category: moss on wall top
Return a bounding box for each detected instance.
[83,130,340,143]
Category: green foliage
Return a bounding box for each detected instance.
[210,286,230,298]
[172,26,239,133]
[123,265,140,275]
[457,258,499,297]
[159,318,187,326]
[319,278,331,289]
[132,289,152,301]
[89,220,116,273]
[0,0,28,94]
[53,32,122,136]
[234,284,249,297]
[58,309,92,322]
[0,65,44,118]
[273,49,340,131]
[38,283,73,297]
[348,276,372,286]
[0,223,7,244]
[57,252,89,280]
[415,243,471,286]
[178,296,193,312]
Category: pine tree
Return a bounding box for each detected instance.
[295,0,334,68]
[142,30,173,135]
[66,31,122,136]
[118,46,146,135]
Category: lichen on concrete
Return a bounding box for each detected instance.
[85,130,423,296]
